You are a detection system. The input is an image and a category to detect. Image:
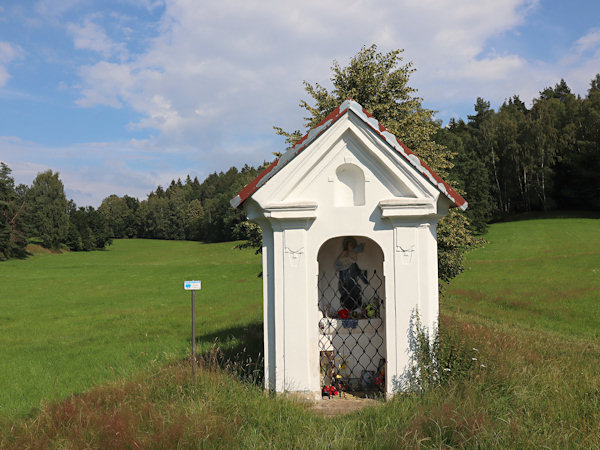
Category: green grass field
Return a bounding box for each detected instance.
[1,217,599,447]
[446,217,600,338]
[0,239,262,418]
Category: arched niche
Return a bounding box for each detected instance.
[317,236,386,391]
[335,163,365,206]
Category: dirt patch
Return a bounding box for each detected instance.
[309,395,382,417]
[26,244,53,254]
[546,287,596,301]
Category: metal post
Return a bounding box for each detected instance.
[191,290,196,381]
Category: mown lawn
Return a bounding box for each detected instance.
[1,217,599,448]
[0,239,262,418]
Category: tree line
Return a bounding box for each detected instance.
[0,162,264,260]
[95,165,263,242]
[1,166,112,258]
[438,76,600,233]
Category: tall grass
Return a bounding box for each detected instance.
[4,314,598,448]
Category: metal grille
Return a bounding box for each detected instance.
[318,269,385,395]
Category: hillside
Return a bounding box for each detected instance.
[447,217,600,338]
[1,217,599,448]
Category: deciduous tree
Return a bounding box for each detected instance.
[25,170,69,250]
[274,45,478,282]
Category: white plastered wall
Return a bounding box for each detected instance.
[245,110,451,398]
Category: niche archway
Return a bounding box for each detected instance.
[317,235,386,393]
[335,163,365,206]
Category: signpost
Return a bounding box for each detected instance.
[184,280,202,380]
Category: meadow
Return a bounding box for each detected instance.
[446,216,600,339]
[0,239,263,419]
[1,216,599,448]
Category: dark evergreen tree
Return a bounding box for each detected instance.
[435,124,492,233]
[553,74,600,209]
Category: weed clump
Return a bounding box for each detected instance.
[406,311,482,391]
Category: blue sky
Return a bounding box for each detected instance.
[1,0,599,206]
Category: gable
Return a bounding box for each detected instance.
[257,123,434,208]
[231,100,468,211]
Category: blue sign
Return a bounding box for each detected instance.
[184,280,201,290]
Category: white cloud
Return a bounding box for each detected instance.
[76,61,134,108]
[443,55,526,82]
[67,18,128,59]
[573,28,600,55]
[72,0,548,143]
[0,41,20,86]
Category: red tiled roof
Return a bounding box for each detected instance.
[231,100,467,211]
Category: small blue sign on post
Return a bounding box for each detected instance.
[184,280,201,290]
[185,280,201,382]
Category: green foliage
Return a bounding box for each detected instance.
[232,220,262,254]
[0,162,267,260]
[554,74,600,210]
[0,164,112,258]
[67,201,112,251]
[275,44,476,283]
[437,210,483,283]
[99,165,265,244]
[279,45,454,177]
[24,170,69,250]
[436,124,493,233]
[443,75,600,225]
[0,162,27,259]
[98,194,139,238]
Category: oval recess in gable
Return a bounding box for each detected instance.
[335,163,365,206]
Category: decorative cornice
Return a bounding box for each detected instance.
[263,201,318,220]
[379,198,436,218]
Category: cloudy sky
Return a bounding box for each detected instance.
[1,0,599,206]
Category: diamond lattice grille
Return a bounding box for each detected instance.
[318,269,385,394]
